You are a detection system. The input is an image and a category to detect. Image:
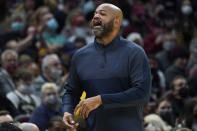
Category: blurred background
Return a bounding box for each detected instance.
[0,0,197,131]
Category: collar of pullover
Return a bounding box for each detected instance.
[94,34,120,50]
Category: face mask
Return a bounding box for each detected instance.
[51,68,62,79]
[18,84,31,94]
[145,123,156,131]
[44,95,58,105]
[179,87,189,98]
[83,1,95,15]
[75,27,86,37]
[163,41,175,51]
[47,18,59,30]
[6,64,17,74]
[159,110,172,124]
[11,22,24,32]
[58,3,64,11]
[181,5,192,15]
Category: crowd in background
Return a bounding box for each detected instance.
[0,0,197,131]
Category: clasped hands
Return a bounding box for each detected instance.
[63,95,102,130]
[75,95,102,119]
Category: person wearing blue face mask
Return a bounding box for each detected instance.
[10,14,25,33]
[46,18,59,31]
[11,21,25,32]
[40,13,67,53]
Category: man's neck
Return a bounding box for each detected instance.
[96,31,118,46]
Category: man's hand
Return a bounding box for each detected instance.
[74,95,102,119]
[63,112,79,130]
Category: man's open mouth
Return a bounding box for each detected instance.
[93,19,102,28]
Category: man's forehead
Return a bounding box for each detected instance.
[96,3,120,11]
[96,5,110,12]
[95,4,123,20]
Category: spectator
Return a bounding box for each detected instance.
[187,39,197,72]
[156,98,174,126]
[30,6,66,53]
[148,55,166,100]
[66,13,94,44]
[27,62,41,78]
[29,83,61,131]
[165,47,189,87]
[0,110,14,124]
[178,98,197,130]
[0,91,18,117]
[188,65,197,97]
[122,3,149,38]
[175,0,197,48]
[74,37,87,49]
[0,0,17,33]
[18,122,39,131]
[13,0,44,26]
[5,25,37,54]
[41,12,66,52]
[144,114,171,131]
[6,69,40,118]
[127,32,144,47]
[144,20,164,55]
[9,14,25,34]
[32,54,63,96]
[0,49,18,94]
[170,76,190,119]
[156,31,177,71]
[18,54,33,68]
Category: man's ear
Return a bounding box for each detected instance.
[113,18,120,28]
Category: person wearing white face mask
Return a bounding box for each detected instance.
[156,32,176,71]
[181,4,193,16]
[32,54,63,97]
[174,0,196,48]
[6,69,40,117]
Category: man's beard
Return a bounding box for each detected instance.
[91,19,114,38]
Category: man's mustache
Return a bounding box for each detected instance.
[89,18,102,28]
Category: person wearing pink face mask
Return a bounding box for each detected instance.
[0,49,18,94]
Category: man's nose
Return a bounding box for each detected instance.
[93,13,100,19]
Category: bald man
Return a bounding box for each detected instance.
[62,3,151,131]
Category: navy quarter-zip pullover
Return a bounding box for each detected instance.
[62,34,151,131]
